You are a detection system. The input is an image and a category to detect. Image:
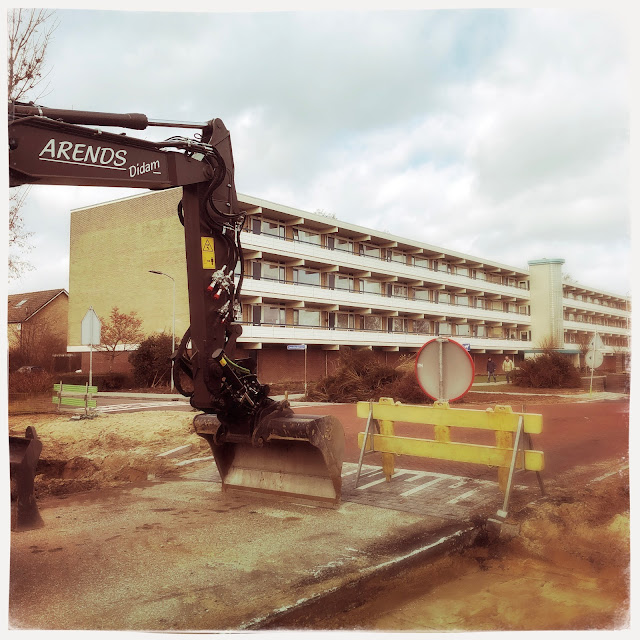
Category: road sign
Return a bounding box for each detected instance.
[588,334,604,352]
[414,338,475,402]
[586,349,604,369]
[81,307,101,345]
[287,344,307,350]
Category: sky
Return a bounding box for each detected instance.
[4,1,635,298]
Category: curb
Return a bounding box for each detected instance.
[242,523,479,630]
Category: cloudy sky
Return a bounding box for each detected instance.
[6,2,633,297]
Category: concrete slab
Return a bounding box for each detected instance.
[9,463,489,631]
[157,444,193,459]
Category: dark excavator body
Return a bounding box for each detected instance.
[8,101,345,513]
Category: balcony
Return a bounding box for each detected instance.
[242,230,530,300]
[238,322,530,353]
[242,276,530,325]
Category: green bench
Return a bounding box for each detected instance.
[52,383,98,412]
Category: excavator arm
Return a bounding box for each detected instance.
[8,101,344,506]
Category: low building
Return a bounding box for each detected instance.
[8,288,69,371]
[66,189,631,384]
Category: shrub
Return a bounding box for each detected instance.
[8,370,53,395]
[513,352,581,389]
[129,333,173,388]
[305,348,431,404]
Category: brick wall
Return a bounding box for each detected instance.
[69,188,189,347]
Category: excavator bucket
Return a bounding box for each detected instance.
[194,413,344,506]
[9,426,45,531]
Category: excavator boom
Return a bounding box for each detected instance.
[8,101,345,508]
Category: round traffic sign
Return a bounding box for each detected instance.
[414,338,475,402]
[586,349,604,369]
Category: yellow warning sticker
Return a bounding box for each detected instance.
[201,236,215,269]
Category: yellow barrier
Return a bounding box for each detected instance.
[356,398,544,493]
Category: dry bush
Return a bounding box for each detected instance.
[514,352,581,389]
[9,370,53,394]
[305,349,431,404]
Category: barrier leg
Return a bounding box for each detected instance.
[378,397,395,482]
[495,430,513,493]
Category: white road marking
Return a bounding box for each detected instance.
[447,489,477,504]
[356,470,412,491]
[400,477,443,497]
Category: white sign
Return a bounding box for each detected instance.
[586,349,604,369]
[287,344,307,350]
[588,334,605,352]
[415,338,475,402]
[81,307,101,346]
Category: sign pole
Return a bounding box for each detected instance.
[89,307,94,388]
[589,329,598,396]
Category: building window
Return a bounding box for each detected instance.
[473,325,486,337]
[294,309,321,327]
[412,256,429,270]
[364,315,383,331]
[389,250,406,264]
[335,275,354,291]
[390,317,408,333]
[254,217,285,238]
[455,324,470,337]
[255,306,285,325]
[292,227,321,245]
[414,319,432,334]
[360,244,380,259]
[437,322,452,335]
[335,312,355,329]
[414,289,431,302]
[361,279,382,295]
[438,292,451,304]
[334,237,353,253]
[392,284,408,298]
[260,261,285,282]
[293,268,321,287]
[455,295,469,306]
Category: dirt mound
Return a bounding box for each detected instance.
[8,411,211,497]
[276,463,629,631]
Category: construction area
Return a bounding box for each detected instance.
[7,388,630,632]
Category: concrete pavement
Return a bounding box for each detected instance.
[10,462,487,631]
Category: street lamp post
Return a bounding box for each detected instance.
[149,270,176,392]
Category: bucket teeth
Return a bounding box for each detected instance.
[194,413,345,506]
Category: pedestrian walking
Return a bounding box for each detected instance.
[503,356,514,383]
[487,357,497,383]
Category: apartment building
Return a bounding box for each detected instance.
[67,189,630,382]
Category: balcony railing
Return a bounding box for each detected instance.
[243,228,530,294]
[242,275,531,317]
[238,320,526,343]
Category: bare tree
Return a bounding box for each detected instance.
[8,187,34,281]
[7,9,58,102]
[7,9,58,279]
[9,316,65,372]
[97,308,145,372]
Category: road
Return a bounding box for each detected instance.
[9,396,629,631]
